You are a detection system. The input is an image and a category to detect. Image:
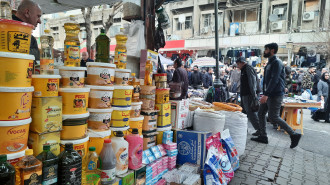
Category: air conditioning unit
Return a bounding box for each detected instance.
[303,12,315,21]
[271,21,283,30]
[201,27,209,34]
[273,8,284,15]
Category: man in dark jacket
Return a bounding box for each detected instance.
[166,65,173,82]
[253,43,301,149]
[203,68,213,89]
[172,58,189,99]
[184,65,192,85]
[191,65,203,89]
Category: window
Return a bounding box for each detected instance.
[185,16,192,29]
[203,14,211,27]
[304,0,319,12]
[114,18,121,23]
[51,26,59,31]
[175,18,182,31]
[233,8,258,23]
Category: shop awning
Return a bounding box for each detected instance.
[159,40,185,51]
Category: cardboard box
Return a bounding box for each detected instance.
[28,131,61,156]
[134,165,146,185]
[139,49,159,79]
[170,100,189,129]
[117,170,135,185]
[176,130,212,169]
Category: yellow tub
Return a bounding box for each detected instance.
[88,129,111,155]
[59,66,86,88]
[86,62,116,86]
[88,108,113,131]
[60,136,89,159]
[129,116,144,136]
[115,69,131,85]
[59,88,90,115]
[0,52,34,87]
[156,125,172,145]
[112,85,133,107]
[110,126,129,138]
[0,87,34,121]
[28,131,61,156]
[111,107,131,128]
[86,85,114,109]
[61,113,89,140]
[155,88,170,104]
[0,19,34,54]
[0,118,31,154]
[32,75,61,97]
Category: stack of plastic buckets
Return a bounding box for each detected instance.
[0,19,34,165]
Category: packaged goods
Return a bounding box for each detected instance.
[117,170,135,185]
[0,19,33,54]
[86,62,116,85]
[32,75,61,97]
[130,101,143,118]
[0,0,12,19]
[166,149,178,157]
[0,154,15,185]
[95,29,110,63]
[86,85,114,108]
[0,86,34,121]
[143,133,157,150]
[64,15,81,67]
[126,129,143,170]
[155,103,171,115]
[112,131,129,175]
[129,116,144,136]
[140,85,156,95]
[36,145,58,185]
[31,96,62,133]
[88,108,113,131]
[144,60,153,86]
[157,145,167,156]
[58,66,86,88]
[163,142,177,150]
[15,149,42,185]
[113,85,133,107]
[130,73,141,102]
[0,118,31,154]
[154,73,167,82]
[141,111,158,133]
[162,130,173,144]
[150,146,162,159]
[142,151,150,164]
[99,139,117,184]
[114,28,128,69]
[170,100,189,129]
[85,147,100,185]
[61,113,89,140]
[155,88,170,104]
[6,150,25,166]
[144,149,156,163]
[0,52,34,87]
[88,129,111,155]
[59,87,90,115]
[135,165,147,185]
[156,126,172,145]
[221,129,239,171]
[58,143,82,184]
[115,69,131,85]
[40,29,55,74]
[28,131,61,156]
[111,107,131,128]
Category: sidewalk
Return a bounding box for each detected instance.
[229,124,330,185]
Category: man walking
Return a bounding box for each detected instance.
[172,58,189,100]
[203,68,214,89]
[253,43,301,149]
[191,65,203,89]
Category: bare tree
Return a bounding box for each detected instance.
[102,2,123,34]
[81,7,93,55]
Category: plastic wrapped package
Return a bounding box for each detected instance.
[193,108,225,134]
[221,129,240,171]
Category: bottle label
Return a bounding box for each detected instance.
[65,45,80,61]
[116,51,127,64]
[100,168,116,182]
[86,174,101,184]
[88,160,97,170]
[116,147,128,172]
[40,59,55,71]
[42,164,58,185]
[61,165,82,184]
[23,171,42,185]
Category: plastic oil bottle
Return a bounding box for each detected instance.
[15,149,43,185]
[36,145,58,185]
[64,15,80,67]
[114,28,127,69]
[0,154,15,185]
[0,0,11,20]
[95,28,110,63]
[111,131,129,175]
[129,73,141,102]
[126,128,143,170]
[144,59,153,85]
[40,29,55,74]
[58,143,82,185]
[99,139,116,185]
[85,147,100,185]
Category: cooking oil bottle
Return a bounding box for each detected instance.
[144,60,153,86]
[40,29,55,74]
[0,154,15,184]
[0,0,11,20]
[95,28,110,63]
[85,147,100,185]
[15,149,43,185]
[64,15,80,67]
[114,28,127,69]
[130,73,140,102]
[36,145,58,185]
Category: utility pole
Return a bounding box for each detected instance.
[213,0,223,88]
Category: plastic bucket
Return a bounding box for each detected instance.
[143,133,156,150]
[88,108,113,131]
[130,101,143,118]
[0,52,34,87]
[140,85,156,95]
[155,82,167,89]
[86,62,116,86]
[60,136,90,159]
[155,88,170,104]
[0,118,31,154]
[0,87,34,121]
[156,125,172,145]
[141,111,158,134]
[141,97,155,111]
[6,150,26,165]
[59,66,86,88]
[154,73,167,82]
[129,116,144,136]
[86,85,114,109]
[112,85,133,107]
[0,19,34,54]
[61,113,89,140]
[115,69,131,85]
[111,107,131,128]
[32,75,61,97]
[28,131,61,156]
[59,88,90,115]
[88,129,111,155]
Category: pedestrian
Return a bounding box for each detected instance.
[236,57,260,136]
[229,64,241,93]
[297,69,305,92]
[166,65,173,82]
[302,66,315,99]
[220,69,228,86]
[172,58,189,100]
[317,72,329,102]
[312,67,322,95]
[191,65,203,89]
[80,51,94,67]
[253,43,301,148]
[184,65,192,85]
[202,68,213,89]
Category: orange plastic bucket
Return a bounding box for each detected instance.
[61,113,89,140]
[59,66,86,88]
[0,118,31,154]
[60,136,89,159]
[59,88,90,115]
[0,52,34,87]
[0,19,34,54]
[0,87,34,121]
[112,85,133,107]
[32,75,61,97]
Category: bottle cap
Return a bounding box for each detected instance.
[132,73,136,77]
[65,143,74,151]
[104,139,111,143]
[89,147,96,151]
[132,128,139,134]
[115,131,124,137]
[44,29,50,34]
[25,149,33,156]
[0,155,7,162]
[100,29,105,33]
[43,145,51,151]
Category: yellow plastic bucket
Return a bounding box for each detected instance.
[61,113,89,140]
[59,88,90,115]
[60,136,90,159]
[156,125,172,145]
[86,85,114,109]
[86,62,116,86]
[155,88,170,104]
[32,75,61,97]
[28,131,61,156]
[0,87,34,121]
[0,118,31,154]
[59,66,86,88]
[130,101,143,118]
[0,19,34,54]
[111,107,131,128]
[129,116,144,136]
[115,69,131,85]
[0,52,34,87]
[88,129,111,155]
[112,85,133,107]
[88,108,113,131]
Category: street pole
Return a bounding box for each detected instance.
[213,0,222,88]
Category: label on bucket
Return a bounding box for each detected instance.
[8,31,30,53]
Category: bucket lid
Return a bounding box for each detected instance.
[0,86,34,92]
[88,129,111,138]
[60,136,90,145]
[113,107,131,111]
[0,117,32,126]
[62,112,90,120]
[88,108,113,113]
[32,75,61,79]
[115,69,131,73]
[6,150,26,160]
[0,19,34,28]
[58,66,87,71]
[129,116,144,122]
[131,101,143,106]
[156,125,172,131]
[86,62,116,68]
[85,85,114,90]
[59,88,90,93]
[110,126,129,132]
[0,51,35,60]
[114,85,133,90]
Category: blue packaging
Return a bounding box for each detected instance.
[144,149,156,163]
[166,149,178,157]
[162,130,173,144]
[150,146,162,159]
[143,150,150,164]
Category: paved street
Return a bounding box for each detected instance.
[229,110,330,185]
